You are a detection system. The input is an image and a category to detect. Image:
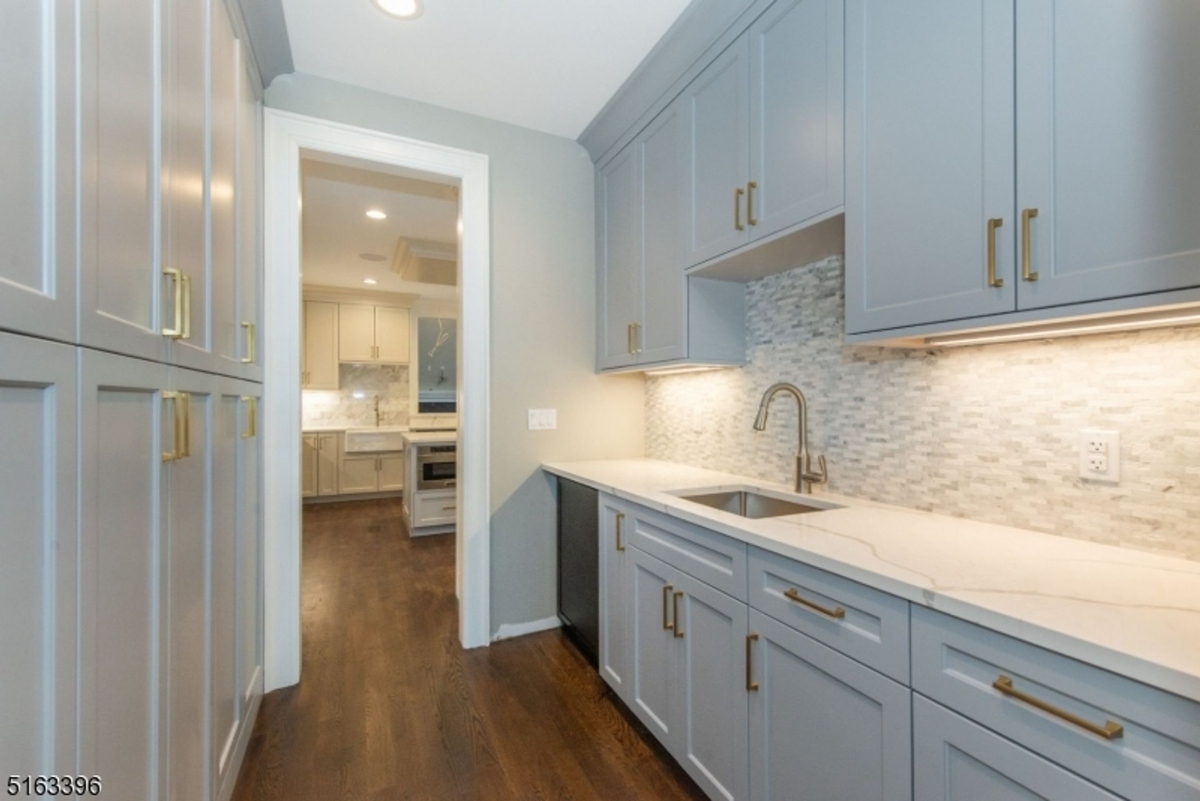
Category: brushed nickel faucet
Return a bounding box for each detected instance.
[753,382,828,495]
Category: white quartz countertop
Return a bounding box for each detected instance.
[401,430,457,446]
[302,425,411,433]
[542,458,1200,703]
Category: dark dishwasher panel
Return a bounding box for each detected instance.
[557,477,599,666]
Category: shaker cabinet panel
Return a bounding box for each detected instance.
[845,0,1017,334]
[303,301,339,389]
[685,39,752,267]
[748,0,844,240]
[237,389,263,711]
[0,334,78,775]
[339,304,377,362]
[599,499,633,699]
[378,452,406,492]
[317,433,340,496]
[0,0,76,342]
[374,306,411,363]
[597,144,643,370]
[340,455,381,495]
[1015,0,1200,310]
[78,0,169,363]
[209,0,242,374]
[212,387,243,788]
[236,51,263,382]
[301,434,319,498]
[629,547,681,751]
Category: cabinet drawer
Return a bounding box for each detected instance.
[913,606,1200,801]
[749,546,910,683]
[413,492,456,527]
[627,503,747,600]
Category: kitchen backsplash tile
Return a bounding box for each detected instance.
[647,256,1200,561]
[302,363,410,428]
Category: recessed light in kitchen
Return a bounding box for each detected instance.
[372,0,423,20]
[363,278,378,285]
[359,253,387,262]
[366,209,388,220]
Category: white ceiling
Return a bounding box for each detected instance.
[301,155,459,299]
[280,0,693,138]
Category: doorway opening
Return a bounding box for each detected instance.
[262,110,491,691]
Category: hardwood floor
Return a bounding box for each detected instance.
[233,498,706,801]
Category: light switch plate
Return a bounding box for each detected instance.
[1079,429,1120,483]
[527,409,557,431]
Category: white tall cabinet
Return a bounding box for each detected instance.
[1,2,267,799]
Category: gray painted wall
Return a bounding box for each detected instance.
[265,74,645,632]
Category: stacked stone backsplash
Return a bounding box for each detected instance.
[646,255,1200,562]
[302,363,410,428]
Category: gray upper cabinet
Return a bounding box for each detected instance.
[685,39,752,267]
[845,0,1017,335]
[749,611,912,801]
[1014,0,1200,311]
[596,144,642,370]
[748,0,844,241]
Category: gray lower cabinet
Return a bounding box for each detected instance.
[599,499,632,697]
[913,697,1120,801]
[748,610,911,801]
[628,547,681,747]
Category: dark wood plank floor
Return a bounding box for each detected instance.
[232,498,706,801]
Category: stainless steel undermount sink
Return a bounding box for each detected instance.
[674,489,840,519]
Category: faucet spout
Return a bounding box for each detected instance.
[752,382,828,494]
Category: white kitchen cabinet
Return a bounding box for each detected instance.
[412,490,457,529]
[599,499,633,700]
[302,433,320,498]
[0,333,78,774]
[303,301,339,389]
[339,303,410,364]
[378,452,406,492]
[844,0,1017,335]
[236,388,263,722]
[0,0,76,343]
[1014,0,1200,310]
[236,50,263,382]
[316,433,339,496]
[340,455,382,495]
[77,0,171,364]
[748,611,911,801]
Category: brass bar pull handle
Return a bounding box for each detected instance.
[783,588,845,619]
[180,274,193,340]
[1021,208,1039,282]
[672,591,684,638]
[615,512,626,552]
[662,584,674,630]
[163,268,183,338]
[241,321,255,364]
[633,322,641,354]
[241,396,257,439]
[986,217,1005,288]
[746,181,757,226]
[746,633,759,691]
[180,392,191,457]
[992,676,1123,739]
[627,323,633,355]
[162,391,184,461]
[734,187,745,231]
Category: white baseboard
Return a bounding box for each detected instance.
[492,615,562,642]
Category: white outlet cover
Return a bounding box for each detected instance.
[527,408,557,431]
[1079,429,1120,483]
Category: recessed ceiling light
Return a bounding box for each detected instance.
[363,278,378,285]
[372,0,423,20]
[359,253,386,262]
[366,209,388,220]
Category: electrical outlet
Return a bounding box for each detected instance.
[1079,429,1120,483]
[527,409,557,431]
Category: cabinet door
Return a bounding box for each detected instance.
[237,389,262,717]
[628,548,680,751]
[78,350,170,801]
[162,0,209,374]
[845,0,1016,335]
[166,367,216,801]
[212,381,241,789]
[638,101,688,365]
[378,452,405,491]
[0,334,77,774]
[316,433,339,496]
[749,611,912,801]
[672,571,750,801]
[375,306,410,363]
[913,697,1120,801]
[303,301,339,389]
[748,0,844,240]
[78,0,170,363]
[208,0,241,375]
[0,0,76,342]
[1015,0,1200,310]
[685,38,751,267]
[339,303,376,362]
[236,45,263,382]
[301,434,319,498]
[341,455,379,495]
[596,144,642,370]
[599,499,632,699]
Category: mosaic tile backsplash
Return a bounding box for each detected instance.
[302,363,410,428]
[646,256,1200,562]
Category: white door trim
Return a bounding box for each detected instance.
[262,109,492,691]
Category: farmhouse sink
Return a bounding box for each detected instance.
[343,428,407,453]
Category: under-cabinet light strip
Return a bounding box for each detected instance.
[926,309,1200,348]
